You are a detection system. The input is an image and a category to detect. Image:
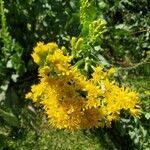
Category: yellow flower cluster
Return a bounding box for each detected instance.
[26,42,141,130]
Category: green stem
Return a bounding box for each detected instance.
[0,0,7,37]
[119,58,150,70]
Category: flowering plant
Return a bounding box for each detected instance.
[26,41,141,130]
[26,0,141,130]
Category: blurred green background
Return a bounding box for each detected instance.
[0,0,150,149]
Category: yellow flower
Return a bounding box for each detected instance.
[108,67,116,76]
[92,66,103,82]
[26,41,141,130]
[32,53,41,64]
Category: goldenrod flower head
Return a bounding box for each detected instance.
[108,67,116,76]
[92,66,104,82]
[32,42,59,66]
[31,53,41,64]
[26,41,141,130]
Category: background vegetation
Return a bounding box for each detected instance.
[0,0,149,149]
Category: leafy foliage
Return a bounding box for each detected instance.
[0,0,26,129]
[98,0,150,73]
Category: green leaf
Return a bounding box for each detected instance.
[0,109,19,127]
[145,113,150,120]
[97,54,110,67]
[6,60,13,68]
